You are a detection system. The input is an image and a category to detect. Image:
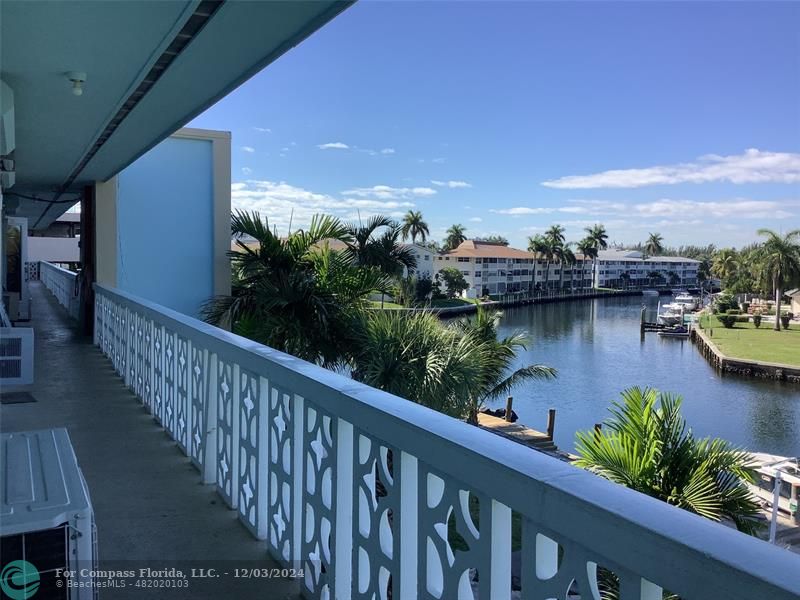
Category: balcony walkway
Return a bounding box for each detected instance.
[1,282,301,599]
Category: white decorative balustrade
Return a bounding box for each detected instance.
[40,261,80,320]
[93,283,800,600]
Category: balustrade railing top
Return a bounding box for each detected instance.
[40,261,80,320]
[92,282,800,600]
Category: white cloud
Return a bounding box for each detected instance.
[231,180,416,233]
[432,157,446,164]
[253,127,271,133]
[491,207,576,216]
[631,198,795,219]
[241,167,252,175]
[380,148,395,155]
[281,147,290,152]
[431,180,472,189]
[469,217,483,222]
[342,185,437,200]
[318,142,350,150]
[542,149,800,189]
[241,146,255,153]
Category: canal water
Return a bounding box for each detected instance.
[489,294,800,456]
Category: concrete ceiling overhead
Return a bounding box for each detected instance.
[0,0,352,228]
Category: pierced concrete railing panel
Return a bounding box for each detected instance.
[93,283,800,600]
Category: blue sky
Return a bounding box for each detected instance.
[190,1,800,250]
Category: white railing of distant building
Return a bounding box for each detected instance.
[40,261,80,320]
[92,282,800,600]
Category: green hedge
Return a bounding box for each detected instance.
[718,315,737,328]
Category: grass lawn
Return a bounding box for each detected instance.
[430,298,481,308]
[367,300,405,309]
[698,315,800,367]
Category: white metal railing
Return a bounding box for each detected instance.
[93,283,800,600]
[40,261,80,320]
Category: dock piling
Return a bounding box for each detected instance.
[504,396,514,422]
[546,408,556,439]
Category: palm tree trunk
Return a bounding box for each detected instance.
[775,279,782,331]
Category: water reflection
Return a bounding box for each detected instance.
[489,295,800,456]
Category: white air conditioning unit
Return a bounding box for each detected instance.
[1,429,97,599]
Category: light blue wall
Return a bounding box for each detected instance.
[116,137,213,317]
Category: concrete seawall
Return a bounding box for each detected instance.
[377,289,645,318]
[691,327,800,383]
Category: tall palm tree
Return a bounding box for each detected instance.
[555,243,578,290]
[756,228,800,331]
[584,224,609,287]
[544,225,566,291]
[345,215,417,276]
[644,232,665,257]
[527,234,549,292]
[453,306,556,424]
[202,210,390,366]
[444,224,467,251]
[711,248,739,284]
[575,387,761,535]
[576,238,597,289]
[400,210,430,244]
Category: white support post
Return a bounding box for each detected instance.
[490,500,512,600]
[640,579,663,600]
[254,375,270,540]
[292,394,305,566]
[399,451,418,600]
[334,418,354,600]
[202,351,218,484]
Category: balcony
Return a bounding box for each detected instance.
[14,262,800,599]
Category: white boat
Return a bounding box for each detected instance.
[656,301,684,326]
[673,292,698,310]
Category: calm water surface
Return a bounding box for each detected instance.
[487,295,800,456]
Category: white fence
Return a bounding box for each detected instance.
[93,283,800,600]
[40,261,80,320]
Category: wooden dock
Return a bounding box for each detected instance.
[477,413,558,452]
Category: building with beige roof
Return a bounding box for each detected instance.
[434,240,593,297]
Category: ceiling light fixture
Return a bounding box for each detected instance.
[65,72,87,96]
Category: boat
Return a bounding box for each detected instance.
[657,325,690,338]
[656,300,685,326]
[673,292,699,310]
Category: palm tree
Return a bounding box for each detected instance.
[644,232,664,257]
[544,225,566,291]
[576,238,597,289]
[350,310,485,417]
[756,228,800,331]
[202,210,391,366]
[554,243,576,291]
[443,224,467,251]
[584,224,609,287]
[575,387,761,535]
[527,234,549,292]
[400,210,430,244]
[453,306,556,424]
[711,248,739,284]
[345,215,417,276]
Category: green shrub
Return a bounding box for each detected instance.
[726,309,741,315]
[718,315,737,328]
[714,294,738,314]
[753,314,762,328]
[780,314,791,329]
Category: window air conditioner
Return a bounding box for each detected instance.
[1,429,97,599]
